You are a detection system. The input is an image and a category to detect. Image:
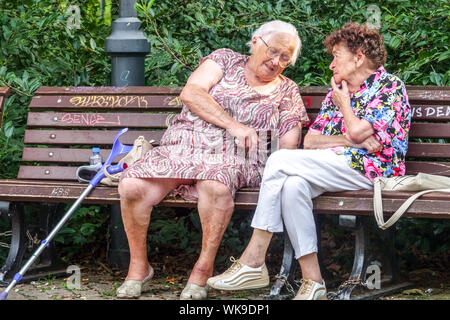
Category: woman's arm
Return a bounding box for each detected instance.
[303,130,353,149]
[331,78,374,144]
[278,125,302,149]
[304,130,382,153]
[180,59,258,151]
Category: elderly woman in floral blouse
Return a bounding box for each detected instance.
[208,22,411,300]
[116,20,309,300]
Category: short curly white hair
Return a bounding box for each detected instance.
[247,20,302,66]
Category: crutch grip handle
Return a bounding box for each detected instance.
[89,162,128,187]
[106,162,128,175]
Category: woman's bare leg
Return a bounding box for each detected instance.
[118,177,192,280]
[187,180,235,286]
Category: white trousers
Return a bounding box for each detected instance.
[251,149,373,259]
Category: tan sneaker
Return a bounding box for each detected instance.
[293,279,327,300]
[207,257,270,291]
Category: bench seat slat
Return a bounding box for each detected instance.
[0,181,448,218]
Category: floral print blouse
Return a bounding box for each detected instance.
[309,66,411,181]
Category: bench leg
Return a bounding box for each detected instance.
[0,202,27,286]
[107,204,130,270]
[0,203,67,285]
[326,215,369,300]
[329,215,412,300]
[31,203,66,275]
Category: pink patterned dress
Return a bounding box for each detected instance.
[122,48,310,200]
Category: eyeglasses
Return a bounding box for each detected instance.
[259,36,292,68]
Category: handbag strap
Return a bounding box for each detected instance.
[374,181,450,230]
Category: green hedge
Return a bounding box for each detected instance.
[0,0,448,264]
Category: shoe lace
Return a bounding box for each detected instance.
[224,256,242,274]
[299,279,314,295]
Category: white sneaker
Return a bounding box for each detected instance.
[207,257,270,291]
[293,279,327,300]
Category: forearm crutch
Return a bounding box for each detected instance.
[0,128,133,300]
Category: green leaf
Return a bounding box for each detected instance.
[90,38,97,50]
[3,121,14,138]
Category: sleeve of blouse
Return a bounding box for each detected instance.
[198,48,236,74]
[277,82,310,137]
[308,91,333,134]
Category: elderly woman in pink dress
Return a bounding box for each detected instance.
[116,20,310,300]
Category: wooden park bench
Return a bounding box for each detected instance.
[0,85,448,300]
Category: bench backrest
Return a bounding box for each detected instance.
[18,86,450,181]
[0,87,10,127]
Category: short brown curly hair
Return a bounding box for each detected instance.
[324,22,387,68]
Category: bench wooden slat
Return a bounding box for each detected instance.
[30,98,449,121]
[33,86,450,103]
[405,161,450,176]
[300,86,450,104]
[0,87,10,96]
[312,195,450,218]
[21,143,450,164]
[409,123,450,138]
[0,96,3,127]
[34,86,183,96]
[17,160,450,181]
[29,95,183,111]
[410,105,450,120]
[24,129,165,145]
[18,166,79,180]
[306,105,450,123]
[21,147,124,163]
[406,143,450,158]
[27,112,173,128]
[0,181,448,218]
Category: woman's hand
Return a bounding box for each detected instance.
[227,122,259,154]
[331,77,351,109]
[355,135,383,153]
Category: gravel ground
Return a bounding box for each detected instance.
[3,267,448,301]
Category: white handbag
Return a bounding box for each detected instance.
[373,173,450,230]
[100,136,154,186]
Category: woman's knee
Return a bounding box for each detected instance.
[197,180,234,211]
[264,149,293,174]
[119,178,157,203]
[282,175,309,193]
[119,178,141,200]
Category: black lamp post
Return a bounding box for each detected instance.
[105,0,149,269]
[106,0,150,87]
